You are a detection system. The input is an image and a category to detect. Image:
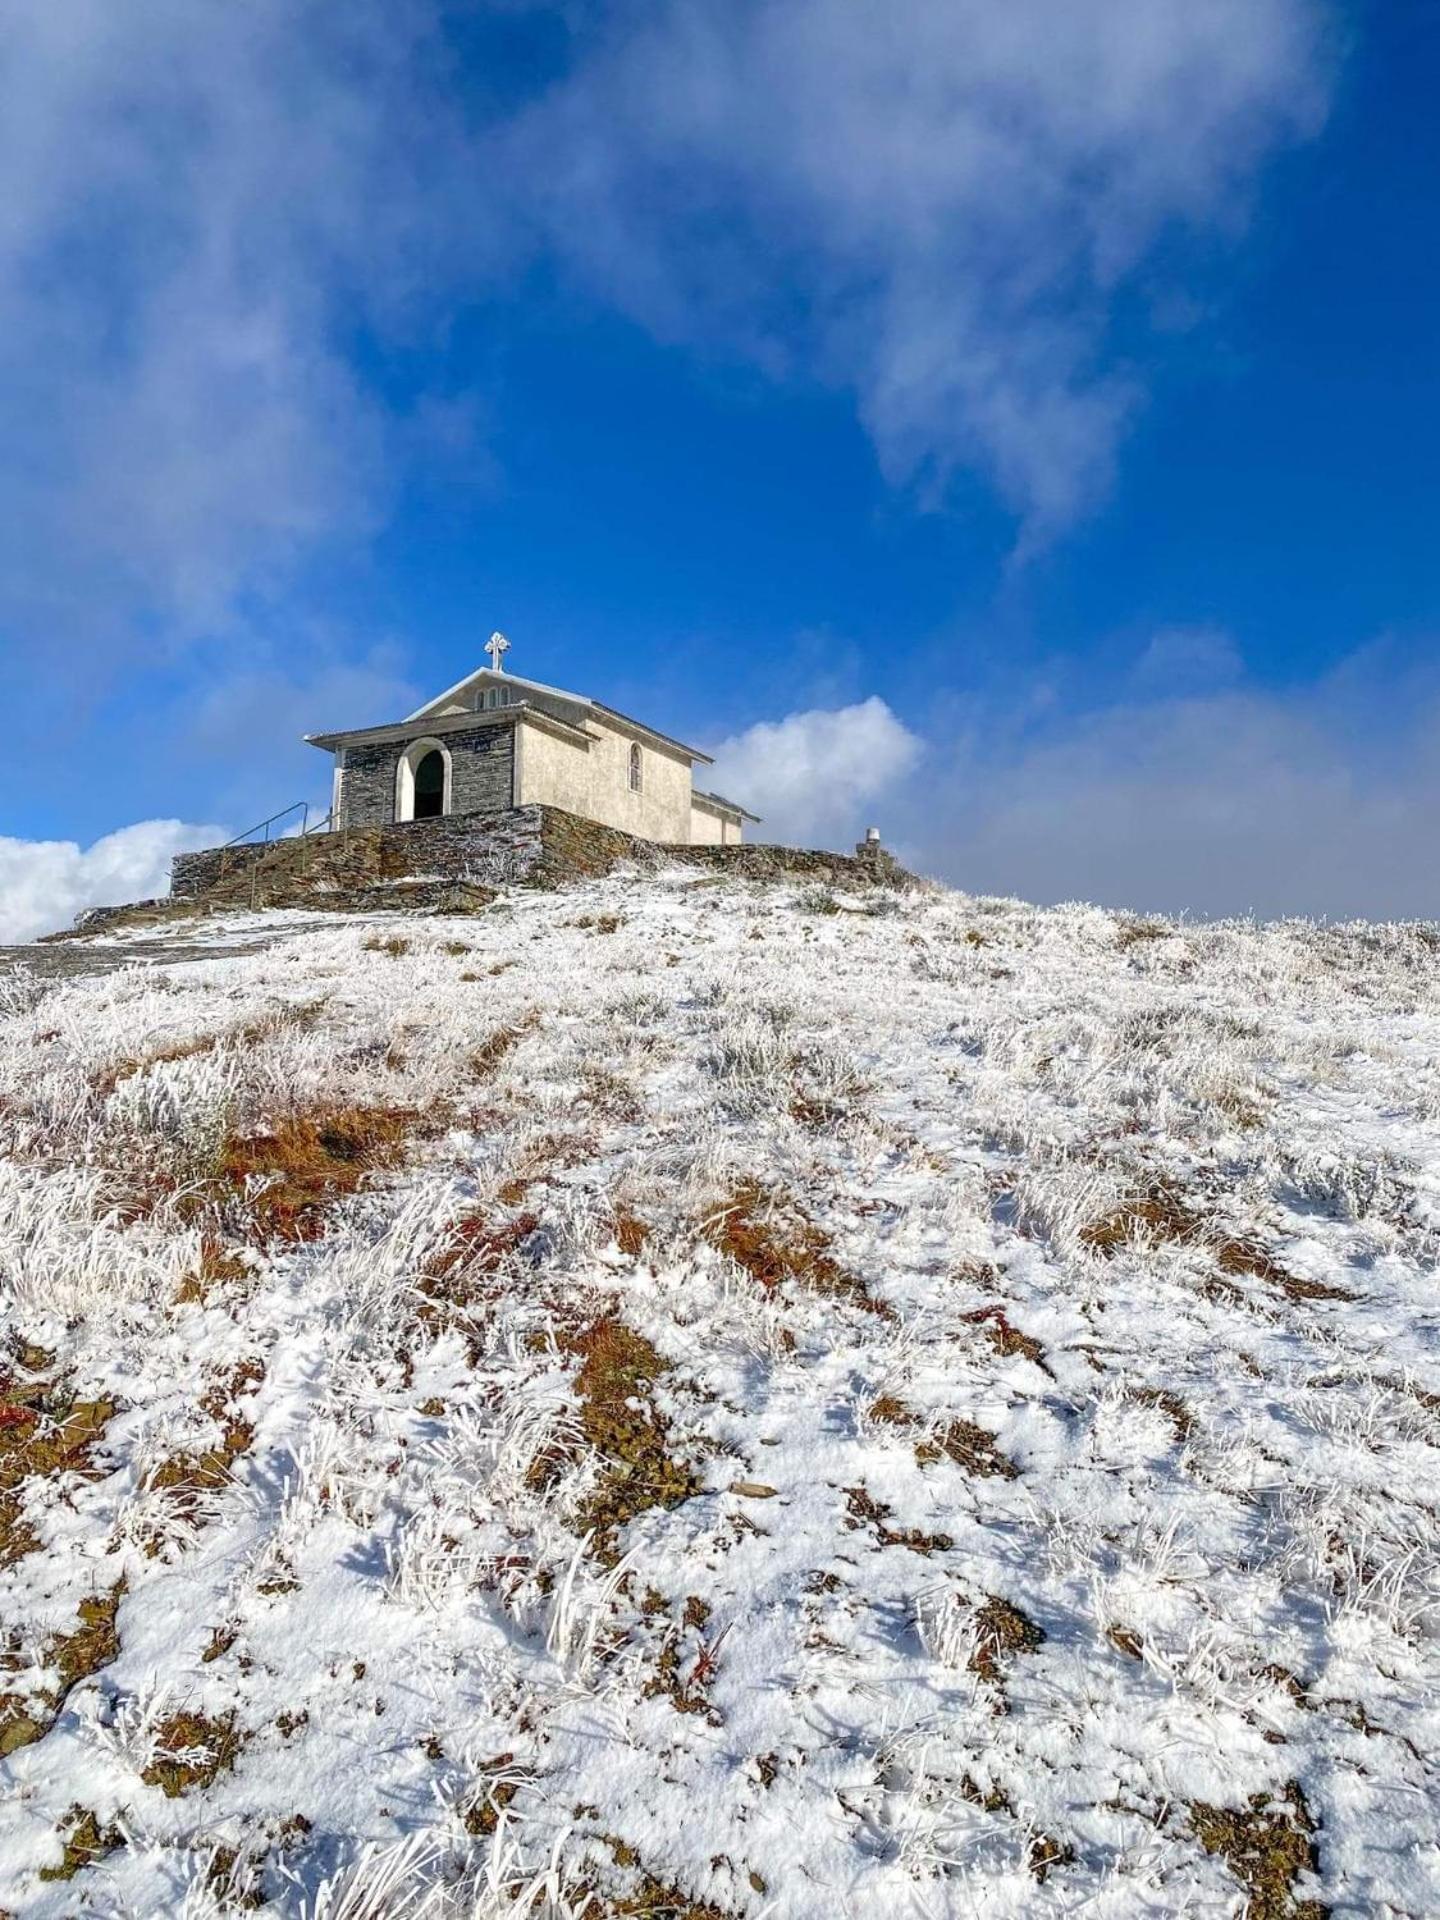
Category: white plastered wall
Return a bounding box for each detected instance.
[690,803,746,846]
[516,713,695,842]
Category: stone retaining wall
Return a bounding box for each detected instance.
[167,805,915,917]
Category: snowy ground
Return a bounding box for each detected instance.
[2,869,1438,1918]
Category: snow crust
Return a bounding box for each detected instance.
[2,872,1439,1916]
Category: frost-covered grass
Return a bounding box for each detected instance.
[2,872,1439,1916]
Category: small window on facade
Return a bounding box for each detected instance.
[628,742,643,793]
[484,688,499,710]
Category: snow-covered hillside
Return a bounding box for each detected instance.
[2,870,1439,1918]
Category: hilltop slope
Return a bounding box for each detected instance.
[1,871,1438,1917]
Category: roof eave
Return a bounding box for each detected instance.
[304,703,592,754]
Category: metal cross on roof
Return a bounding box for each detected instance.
[485,631,511,674]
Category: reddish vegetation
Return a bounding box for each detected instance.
[710,1183,893,1319]
[217,1105,428,1241]
[1,1349,115,1568]
[568,1315,701,1558]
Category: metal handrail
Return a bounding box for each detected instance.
[302,810,333,836]
[223,801,309,848]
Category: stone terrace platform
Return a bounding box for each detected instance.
[44,806,915,941]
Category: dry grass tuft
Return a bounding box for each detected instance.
[1191,1784,1326,1920]
[915,1418,1019,1479]
[141,1707,244,1797]
[710,1184,892,1319]
[963,1305,1050,1371]
[362,934,411,957]
[580,1858,737,1920]
[969,1595,1045,1684]
[174,1235,251,1306]
[461,1751,528,1836]
[1,1583,124,1756]
[1,1364,116,1568]
[570,1316,701,1560]
[216,1104,426,1241]
[843,1485,953,1558]
[1115,919,1172,949]
[469,1009,541,1078]
[1217,1238,1356,1302]
[1080,1183,1199,1255]
[613,1210,649,1258]
[38,1806,125,1882]
[1127,1384,1194,1445]
[870,1395,1017,1478]
[139,1359,264,1553]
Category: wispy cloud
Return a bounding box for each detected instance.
[508,0,1332,543]
[0,0,1333,685]
[0,0,469,663]
[891,640,1440,919]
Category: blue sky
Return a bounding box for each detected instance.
[2,0,1438,936]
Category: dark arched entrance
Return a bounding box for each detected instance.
[413,749,446,819]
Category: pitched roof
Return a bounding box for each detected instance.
[692,788,762,823]
[407,667,713,765]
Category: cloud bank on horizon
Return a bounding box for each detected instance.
[0,822,226,945]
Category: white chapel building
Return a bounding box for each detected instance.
[307,635,758,846]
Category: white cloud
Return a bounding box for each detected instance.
[708,696,923,847]
[0,0,1331,673]
[0,821,224,944]
[0,1,471,655]
[509,0,1332,540]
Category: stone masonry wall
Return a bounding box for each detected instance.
[339,722,515,829]
[170,841,268,899]
[168,805,916,916]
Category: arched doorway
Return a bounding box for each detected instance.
[395,737,452,822]
[413,749,445,818]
